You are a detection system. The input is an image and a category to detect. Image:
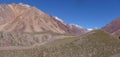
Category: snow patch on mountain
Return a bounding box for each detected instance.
[19,3,30,7]
[70,24,83,28]
[87,27,98,31]
[54,16,64,22]
[54,16,67,25]
[87,28,93,31]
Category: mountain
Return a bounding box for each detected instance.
[0,3,89,47]
[103,18,120,36]
[67,24,88,34]
[0,3,87,34]
[0,3,119,57]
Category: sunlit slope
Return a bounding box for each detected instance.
[0,30,120,57]
[42,30,120,57]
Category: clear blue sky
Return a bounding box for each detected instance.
[0,0,120,29]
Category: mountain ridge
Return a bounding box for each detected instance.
[103,18,120,36]
[0,3,88,34]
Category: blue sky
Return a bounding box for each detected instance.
[0,0,120,29]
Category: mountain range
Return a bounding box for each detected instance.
[0,3,88,34]
[0,3,119,57]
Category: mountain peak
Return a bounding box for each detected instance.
[7,3,31,8]
[18,3,31,7]
[54,16,64,23]
[0,3,87,34]
[69,24,83,29]
[67,24,88,34]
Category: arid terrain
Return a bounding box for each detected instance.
[0,3,119,57]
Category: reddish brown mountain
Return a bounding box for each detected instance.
[0,3,87,34]
[103,18,120,35]
[67,24,88,34]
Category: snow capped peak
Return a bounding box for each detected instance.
[87,27,98,31]
[70,24,83,28]
[74,24,83,28]
[54,16,64,22]
[19,3,30,7]
[87,28,93,31]
[54,16,67,25]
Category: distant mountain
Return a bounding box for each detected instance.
[67,24,88,34]
[0,3,87,34]
[103,18,120,36]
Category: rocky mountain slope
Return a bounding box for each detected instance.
[0,3,89,49]
[67,24,88,34]
[0,3,87,34]
[103,18,120,36]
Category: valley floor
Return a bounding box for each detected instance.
[0,30,120,57]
